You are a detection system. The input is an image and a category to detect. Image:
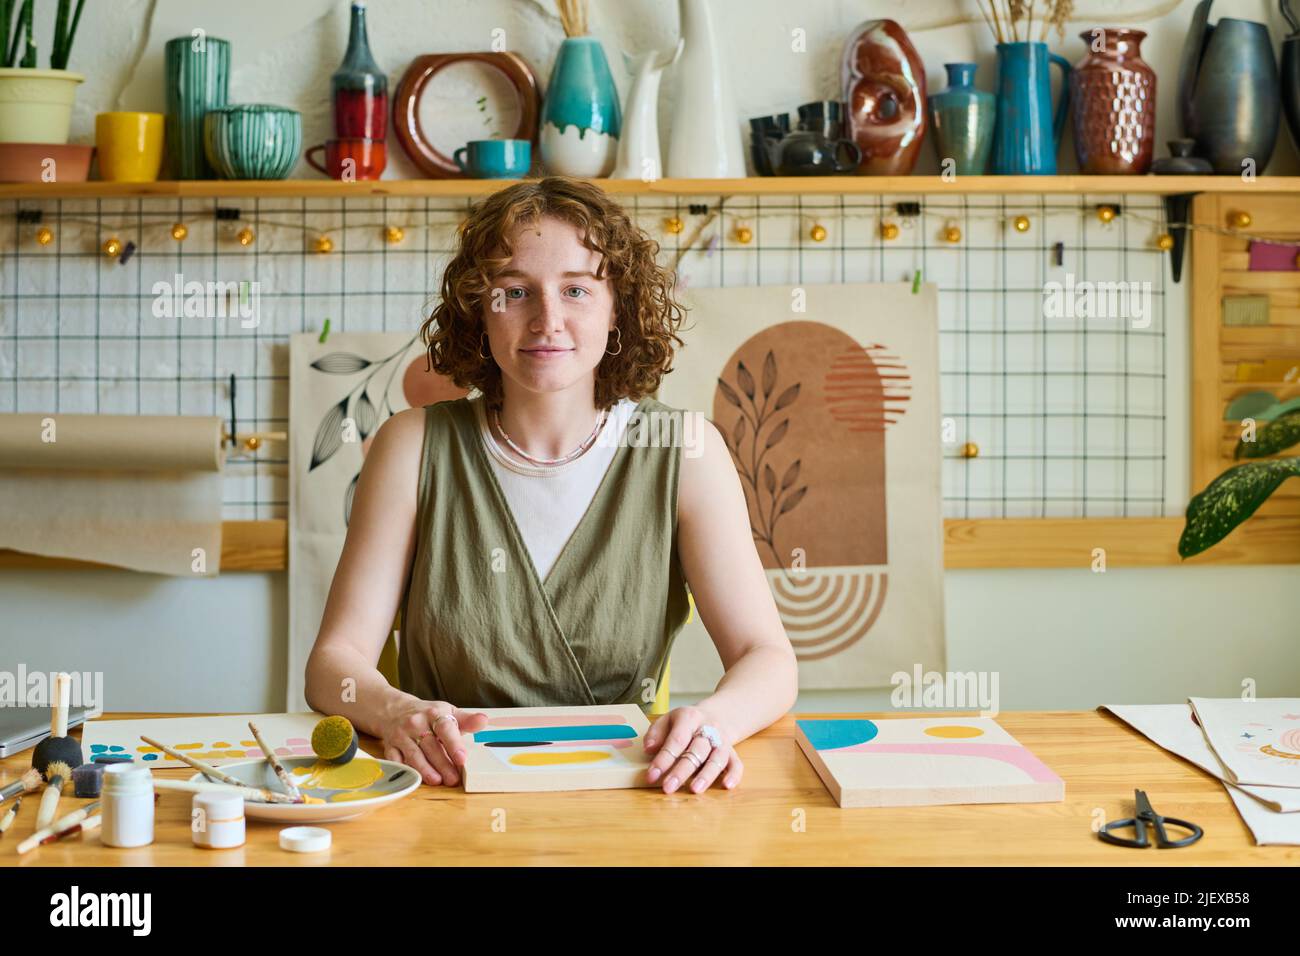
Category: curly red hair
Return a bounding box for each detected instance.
[420,176,686,410]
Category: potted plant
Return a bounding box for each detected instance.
[1179,406,1300,557]
[0,0,85,144]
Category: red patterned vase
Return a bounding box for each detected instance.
[1071,28,1156,174]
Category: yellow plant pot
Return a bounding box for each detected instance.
[95,112,164,181]
[0,68,85,144]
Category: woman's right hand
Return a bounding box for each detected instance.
[380,700,488,787]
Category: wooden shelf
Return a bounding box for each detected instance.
[3,516,1298,572]
[6,175,1300,200]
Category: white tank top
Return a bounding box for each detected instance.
[472,396,639,581]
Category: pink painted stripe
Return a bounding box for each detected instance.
[487,715,630,728]
[833,742,1061,784]
[491,738,634,749]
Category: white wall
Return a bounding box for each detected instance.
[2,0,1298,713]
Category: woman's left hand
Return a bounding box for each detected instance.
[644,706,743,794]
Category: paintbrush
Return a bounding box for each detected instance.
[38,813,101,847]
[152,777,299,804]
[0,767,42,805]
[0,795,22,835]
[139,735,304,803]
[34,760,73,830]
[18,801,100,854]
[248,720,302,800]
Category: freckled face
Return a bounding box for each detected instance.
[482,216,616,398]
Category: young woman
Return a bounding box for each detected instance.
[305,176,796,794]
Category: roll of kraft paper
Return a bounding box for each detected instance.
[0,414,226,576]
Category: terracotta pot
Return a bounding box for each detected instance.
[1071,28,1156,174]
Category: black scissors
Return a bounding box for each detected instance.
[1098,789,1204,848]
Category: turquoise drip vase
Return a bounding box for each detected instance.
[928,63,995,175]
[991,42,1071,175]
[540,36,622,176]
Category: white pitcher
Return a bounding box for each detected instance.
[666,0,746,178]
[611,40,682,181]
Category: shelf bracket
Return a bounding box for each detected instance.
[1162,192,1197,284]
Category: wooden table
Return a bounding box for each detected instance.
[1,710,1293,866]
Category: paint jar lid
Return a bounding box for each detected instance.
[280,826,331,853]
[193,790,244,819]
[102,763,152,794]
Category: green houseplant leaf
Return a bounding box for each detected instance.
[1179,457,1300,557]
[1234,408,1300,459]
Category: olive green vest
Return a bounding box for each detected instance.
[399,396,691,709]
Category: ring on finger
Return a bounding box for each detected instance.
[680,750,703,770]
[434,713,457,728]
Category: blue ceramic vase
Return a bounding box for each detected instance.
[540,36,622,177]
[991,42,1071,175]
[164,36,230,179]
[928,63,995,175]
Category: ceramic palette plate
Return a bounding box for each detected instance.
[187,756,420,823]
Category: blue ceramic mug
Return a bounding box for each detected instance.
[453,139,531,178]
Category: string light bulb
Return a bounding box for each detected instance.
[664,216,684,235]
[1097,205,1117,224]
[1012,215,1031,233]
[384,225,404,244]
[171,223,188,241]
[102,237,122,258]
[810,223,828,242]
[35,226,53,246]
[236,227,255,246]
[1227,210,1252,229]
[943,223,961,243]
[1155,233,1175,251]
[879,221,899,241]
[961,441,980,459]
[733,224,753,244]
[314,234,334,254]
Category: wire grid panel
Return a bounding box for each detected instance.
[0,191,1169,520]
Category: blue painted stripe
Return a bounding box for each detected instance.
[474,723,637,743]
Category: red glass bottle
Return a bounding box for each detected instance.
[332,1,387,140]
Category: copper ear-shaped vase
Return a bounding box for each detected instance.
[841,18,927,176]
[393,52,541,179]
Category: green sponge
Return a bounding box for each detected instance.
[311,716,358,764]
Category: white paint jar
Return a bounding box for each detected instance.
[191,791,245,849]
[100,764,154,848]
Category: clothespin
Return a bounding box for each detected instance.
[911,268,922,294]
[1054,241,1064,267]
[319,317,331,344]
[118,241,136,265]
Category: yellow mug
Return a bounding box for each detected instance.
[94,112,164,182]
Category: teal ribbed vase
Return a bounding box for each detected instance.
[165,36,231,179]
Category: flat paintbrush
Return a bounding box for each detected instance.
[248,720,302,800]
[18,801,100,855]
[0,795,22,835]
[139,735,304,803]
[0,767,41,806]
[152,777,298,804]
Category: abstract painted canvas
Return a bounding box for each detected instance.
[795,717,1065,808]
[656,283,945,692]
[461,704,655,793]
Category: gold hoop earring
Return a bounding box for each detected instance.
[478,332,492,360]
[605,327,622,356]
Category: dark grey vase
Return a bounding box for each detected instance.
[1177,0,1280,174]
